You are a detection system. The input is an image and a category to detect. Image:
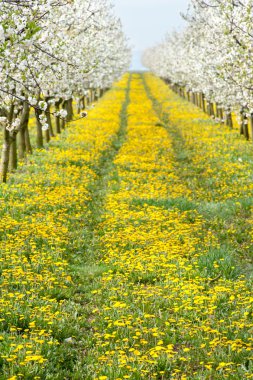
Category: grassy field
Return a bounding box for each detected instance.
[0,73,252,379]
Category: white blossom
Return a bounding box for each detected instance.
[28,97,37,106]
[39,101,47,111]
[42,123,49,131]
[59,109,68,118]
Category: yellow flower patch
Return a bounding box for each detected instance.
[0,75,129,377]
[90,74,253,379]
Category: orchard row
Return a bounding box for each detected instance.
[143,0,253,139]
[0,0,131,182]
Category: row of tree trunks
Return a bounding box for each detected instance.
[0,88,106,183]
[1,101,32,182]
[170,83,253,141]
[77,88,107,114]
[39,98,74,147]
[168,84,253,141]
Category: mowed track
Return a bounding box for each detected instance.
[0,73,253,380]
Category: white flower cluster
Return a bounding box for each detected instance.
[39,101,47,112]
[58,109,68,119]
[0,115,22,133]
[0,0,131,112]
[39,114,49,131]
[28,97,37,106]
[142,0,253,113]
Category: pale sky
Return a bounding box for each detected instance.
[113,0,189,70]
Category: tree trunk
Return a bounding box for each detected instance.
[215,103,220,119]
[0,102,16,182]
[206,101,210,115]
[195,93,198,106]
[1,128,11,183]
[45,127,50,143]
[25,125,33,154]
[9,135,17,171]
[96,89,101,100]
[240,108,245,135]
[87,91,91,105]
[55,100,62,134]
[196,93,199,107]
[61,102,66,130]
[219,107,224,123]
[243,115,250,140]
[77,98,81,114]
[18,127,26,159]
[198,93,201,107]
[18,102,30,159]
[45,100,54,137]
[244,122,250,140]
[226,111,233,129]
[55,114,61,133]
[17,102,32,159]
[35,108,43,148]
[201,93,206,112]
[66,99,73,122]
[250,114,253,141]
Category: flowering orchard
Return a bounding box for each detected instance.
[142,0,253,140]
[0,0,131,182]
[1,1,253,379]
